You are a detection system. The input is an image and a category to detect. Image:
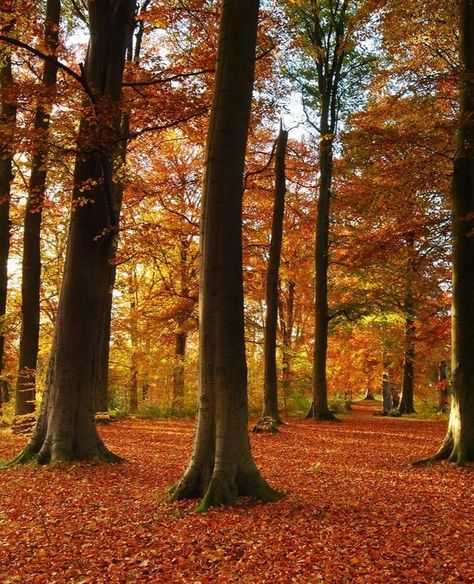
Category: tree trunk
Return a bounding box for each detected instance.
[438,360,449,413]
[170,0,282,510]
[15,0,61,417]
[259,126,288,426]
[308,103,336,421]
[94,3,142,413]
[9,0,135,465]
[172,235,191,415]
[415,0,474,465]
[128,267,139,413]
[399,290,416,414]
[172,330,187,415]
[0,37,16,419]
[280,279,295,414]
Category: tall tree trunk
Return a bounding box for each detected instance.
[0,36,16,418]
[15,0,61,418]
[399,288,416,414]
[280,279,295,414]
[308,101,336,420]
[94,2,143,413]
[172,330,187,414]
[170,0,282,510]
[9,0,135,465]
[128,267,138,413]
[172,235,190,415]
[259,126,288,425]
[415,0,474,464]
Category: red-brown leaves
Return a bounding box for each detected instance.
[1,416,473,582]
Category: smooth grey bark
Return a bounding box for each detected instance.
[9,0,135,464]
[15,0,61,417]
[259,126,288,425]
[170,0,282,510]
[415,0,474,465]
[0,42,16,418]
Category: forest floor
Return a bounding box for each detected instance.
[0,414,473,583]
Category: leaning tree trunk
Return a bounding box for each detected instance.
[170,0,282,510]
[0,40,16,417]
[415,0,474,465]
[257,126,288,428]
[15,0,61,418]
[9,0,135,465]
[399,288,416,414]
[307,103,336,421]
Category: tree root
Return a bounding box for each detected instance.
[2,443,125,468]
[195,472,285,512]
[1,446,38,468]
[251,416,281,433]
[306,410,340,422]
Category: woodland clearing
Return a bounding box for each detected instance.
[0,415,473,583]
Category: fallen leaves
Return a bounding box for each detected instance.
[0,416,473,583]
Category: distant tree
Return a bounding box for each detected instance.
[283,0,371,420]
[256,125,288,429]
[171,0,282,510]
[9,0,135,464]
[416,0,474,464]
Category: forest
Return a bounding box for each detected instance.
[1,0,474,582]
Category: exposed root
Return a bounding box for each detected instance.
[195,472,285,512]
[251,416,281,433]
[2,442,125,468]
[237,470,285,503]
[305,402,340,421]
[1,445,39,468]
[412,440,452,467]
[306,410,340,422]
[196,477,238,512]
[169,464,213,502]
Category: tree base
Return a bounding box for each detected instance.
[251,416,282,433]
[412,433,474,466]
[305,408,339,421]
[171,465,284,512]
[2,442,125,467]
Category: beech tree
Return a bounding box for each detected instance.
[171,0,282,510]
[9,0,135,464]
[0,19,16,415]
[417,0,474,464]
[283,0,370,420]
[256,125,288,429]
[14,0,61,419]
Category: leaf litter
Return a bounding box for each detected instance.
[0,416,473,583]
